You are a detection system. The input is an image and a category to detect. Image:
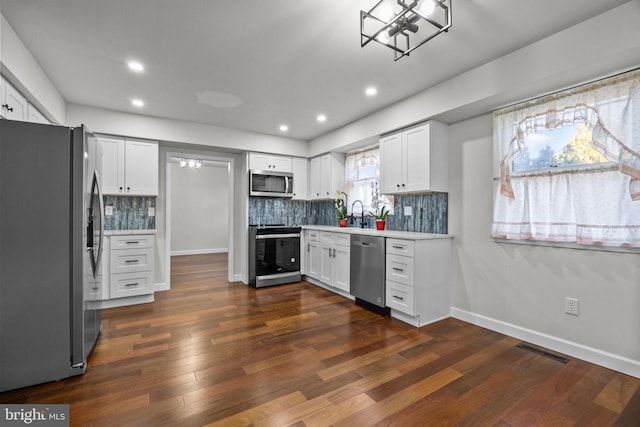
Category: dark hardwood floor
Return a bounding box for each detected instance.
[2,253,639,426]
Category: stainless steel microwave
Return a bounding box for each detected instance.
[249,170,294,197]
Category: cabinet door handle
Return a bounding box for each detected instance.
[125,241,140,245]
[125,259,139,264]
[307,244,310,252]
[392,295,404,300]
[125,283,139,287]
[328,248,332,257]
[333,248,336,257]
[393,267,404,272]
[2,104,13,112]
[92,287,99,290]
[392,245,404,249]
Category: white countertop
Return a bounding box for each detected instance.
[104,229,156,236]
[302,225,453,240]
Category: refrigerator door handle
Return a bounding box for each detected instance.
[94,170,105,277]
[88,170,105,278]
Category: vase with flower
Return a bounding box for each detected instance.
[334,191,348,227]
[369,205,389,230]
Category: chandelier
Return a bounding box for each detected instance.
[179,158,203,169]
[360,0,452,61]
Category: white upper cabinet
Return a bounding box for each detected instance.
[98,136,158,196]
[27,103,50,124]
[379,121,448,194]
[291,157,309,200]
[249,152,292,172]
[309,153,345,200]
[1,77,27,121]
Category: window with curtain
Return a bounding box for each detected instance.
[344,147,394,216]
[492,69,640,248]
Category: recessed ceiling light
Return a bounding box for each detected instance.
[317,114,327,123]
[131,99,144,108]
[279,124,289,132]
[127,61,145,73]
[365,87,378,96]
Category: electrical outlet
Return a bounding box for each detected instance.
[148,207,155,217]
[565,297,579,316]
[404,206,412,216]
[105,206,113,216]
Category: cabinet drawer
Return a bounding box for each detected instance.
[386,239,415,257]
[386,280,415,315]
[333,233,351,247]
[110,271,153,298]
[319,231,335,243]
[110,249,153,274]
[110,234,154,249]
[386,254,414,286]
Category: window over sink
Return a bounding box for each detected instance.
[343,147,394,217]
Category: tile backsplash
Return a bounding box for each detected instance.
[103,196,156,230]
[249,193,448,234]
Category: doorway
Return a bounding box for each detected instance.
[165,152,235,287]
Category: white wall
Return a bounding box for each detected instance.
[448,114,640,376]
[170,162,229,255]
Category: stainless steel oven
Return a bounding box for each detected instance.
[248,225,301,287]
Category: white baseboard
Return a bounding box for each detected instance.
[303,276,355,301]
[154,282,169,292]
[170,248,228,256]
[96,294,154,309]
[451,307,640,379]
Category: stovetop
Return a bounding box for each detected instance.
[249,224,302,234]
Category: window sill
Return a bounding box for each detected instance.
[492,238,640,254]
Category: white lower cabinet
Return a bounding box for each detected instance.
[303,230,321,279]
[102,234,155,305]
[319,232,350,292]
[304,230,350,293]
[385,238,451,327]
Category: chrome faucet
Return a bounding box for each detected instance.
[350,200,368,228]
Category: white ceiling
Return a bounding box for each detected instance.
[0,0,631,141]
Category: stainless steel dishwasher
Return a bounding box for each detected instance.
[350,234,387,309]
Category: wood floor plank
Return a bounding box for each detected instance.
[0,253,638,426]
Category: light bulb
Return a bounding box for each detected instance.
[188,159,196,168]
[420,0,435,16]
[377,32,390,44]
[378,3,394,22]
[127,61,145,73]
[180,159,187,168]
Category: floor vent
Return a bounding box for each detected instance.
[517,343,570,364]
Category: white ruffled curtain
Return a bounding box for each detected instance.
[344,147,393,215]
[492,69,640,248]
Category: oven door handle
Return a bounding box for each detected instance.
[255,233,301,239]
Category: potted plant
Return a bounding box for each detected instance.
[369,205,389,230]
[334,191,348,227]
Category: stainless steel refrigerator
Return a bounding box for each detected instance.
[0,120,104,392]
